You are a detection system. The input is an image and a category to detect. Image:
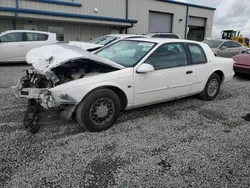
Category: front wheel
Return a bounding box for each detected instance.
[200,73,221,101]
[76,89,121,132]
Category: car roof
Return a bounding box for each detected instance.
[147,32,178,35]
[106,34,146,39]
[204,39,231,42]
[2,30,54,35]
[122,37,200,44]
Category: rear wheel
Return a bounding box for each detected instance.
[76,89,121,132]
[200,73,221,101]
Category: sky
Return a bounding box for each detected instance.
[179,0,250,38]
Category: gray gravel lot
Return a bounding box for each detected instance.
[0,65,250,188]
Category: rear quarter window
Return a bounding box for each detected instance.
[187,44,207,64]
[25,33,49,41]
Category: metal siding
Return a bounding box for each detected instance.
[83,0,126,18]
[0,19,14,32]
[189,7,214,38]
[0,0,16,7]
[189,16,205,27]
[148,11,172,33]
[15,19,111,42]
[18,0,125,19]
[0,0,16,16]
[128,0,187,38]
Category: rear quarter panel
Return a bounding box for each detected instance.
[191,43,234,93]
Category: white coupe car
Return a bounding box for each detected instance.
[0,30,57,63]
[12,38,234,132]
[68,34,146,52]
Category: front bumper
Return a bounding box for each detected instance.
[233,65,250,75]
[12,82,77,110]
[11,82,57,109]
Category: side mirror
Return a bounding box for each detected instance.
[221,46,227,50]
[137,63,154,73]
[0,39,2,43]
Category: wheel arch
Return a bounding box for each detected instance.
[212,69,225,84]
[79,85,128,110]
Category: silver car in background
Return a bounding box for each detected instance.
[202,39,247,58]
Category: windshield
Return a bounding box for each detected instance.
[96,40,156,67]
[202,40,222,48]
[88,36,119,46]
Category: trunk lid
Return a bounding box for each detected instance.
[26,44,125,74]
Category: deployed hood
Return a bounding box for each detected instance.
[68,41,103,51]
[26,44,125,74]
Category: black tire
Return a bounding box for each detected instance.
[76,89,121,132]
[200,73,221,101]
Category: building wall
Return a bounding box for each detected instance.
[0,18,111,42]
[15,19,112,42]
[128,0,187,38]
[0,0,128,25]
[18,0,126,18]
[127,0,214,39]
[189,7,214,38]
[0,0,215,40]
[0,19,14,33]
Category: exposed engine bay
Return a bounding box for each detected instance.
[13,59,118,134]
[20,59,118,89]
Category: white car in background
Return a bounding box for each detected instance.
[68,34,146,52]
[0,30,57,63]
[13,38,234,133]
[145,32,181,39]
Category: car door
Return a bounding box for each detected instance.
[133,43,193,106]
[229,41,243,57]
[0,32,27,62]
[218,41,231,57]
[186,43,208,94]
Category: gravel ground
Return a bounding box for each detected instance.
[0,64,250,188]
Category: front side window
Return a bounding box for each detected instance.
[25,33,49,41]
[146,43,187,70]
[169,34,179,39]
[48,26,64,41]
[230,42,241,48]
[188,44,207,64]
[89,36,119,46]
[151,34,161,38]
[221,42,231,48]
[0,33,22,43]
[96,40,156,67]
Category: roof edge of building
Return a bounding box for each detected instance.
[157,0,216,11]
[33,0,82,7]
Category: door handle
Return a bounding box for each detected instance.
[17,44,24,47]
[186,71,193,74]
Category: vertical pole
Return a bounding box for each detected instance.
[14,0,19,30]
[125,0,128,34]
[185,5,189,39]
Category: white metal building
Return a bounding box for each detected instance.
[0,0,215,42]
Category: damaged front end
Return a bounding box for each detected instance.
[12,69,66,133]
[12,44,123,133]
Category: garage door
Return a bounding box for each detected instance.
[188,16,206,27]
[148,11,172,33]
